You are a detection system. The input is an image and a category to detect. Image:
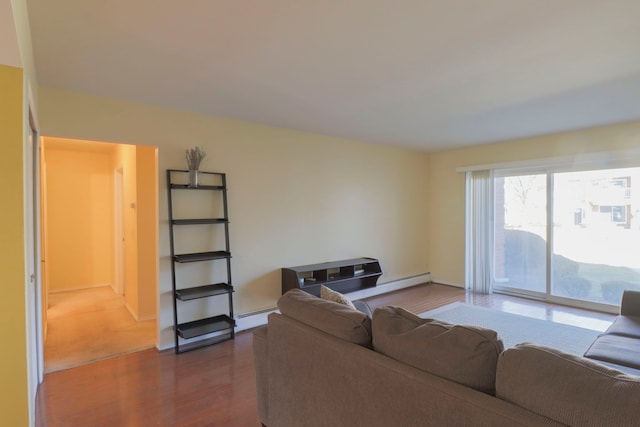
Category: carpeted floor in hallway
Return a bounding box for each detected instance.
[44,286,156,373]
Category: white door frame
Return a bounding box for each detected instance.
[40,143,49,341]
[25,90,43,426]
[114,167,125,296]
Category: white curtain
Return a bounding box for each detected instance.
[465,170,493,294]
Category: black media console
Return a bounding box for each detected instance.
[282,257,382,296]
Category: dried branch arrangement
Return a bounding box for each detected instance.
[186,146,206,170]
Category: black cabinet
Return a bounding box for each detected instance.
[282,257,382,296]
[167,169,235,353]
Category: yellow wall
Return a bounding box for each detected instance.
[428,120,640,286]
[0,64,29,427]
[44,145,115,291]
[136,145,158,320]
[35,83,640,354]
[38,86,431,348]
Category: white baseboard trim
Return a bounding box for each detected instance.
[124,299,139,321]
[235,272,433,332]
[236,308,278,332]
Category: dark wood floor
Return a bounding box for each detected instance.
[35,283,615,426]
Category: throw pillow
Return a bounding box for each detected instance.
[372,306,504,394]
[278,289,372,347]
[320,285,357,310]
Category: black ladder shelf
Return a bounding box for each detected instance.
[167,169,235,353]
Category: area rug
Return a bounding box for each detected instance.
[420,302,602,356]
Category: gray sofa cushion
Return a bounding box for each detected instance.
[621,290,640,316]
[584,334,640,369]
[497,343,640,427]
[278,289,372,347]
[603,315,640,338]
[372,306,504,394]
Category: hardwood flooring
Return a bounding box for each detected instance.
[35,283,615,426]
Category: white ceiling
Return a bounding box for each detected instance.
[27,0,640,152]
[1,0,22,67]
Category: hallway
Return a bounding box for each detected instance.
[44,286,156,373]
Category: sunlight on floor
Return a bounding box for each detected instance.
[498,300,611,332]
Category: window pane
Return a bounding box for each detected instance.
[552,168,640,305]
[494,174,547,293]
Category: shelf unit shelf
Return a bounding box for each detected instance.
[170,184,226,191]
[282,257,382,296]
[173,251,231,263]
[167,169,235,354]
[176,315,236,340]
[175,283,234,301]
[172,218,229,225]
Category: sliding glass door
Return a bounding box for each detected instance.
[490,166,640,308]
[551,168,640,306]
[494,173,547,295]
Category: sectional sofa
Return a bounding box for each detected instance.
[584,290,640,370]
[253,289,640,426]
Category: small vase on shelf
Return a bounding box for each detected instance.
[185,146,206,188]
[188,169,199,188]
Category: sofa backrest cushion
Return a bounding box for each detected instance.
[277,289,372,347]
[496,343,640,426]
[372,306,504,394]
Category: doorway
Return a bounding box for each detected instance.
[40,137,158,373]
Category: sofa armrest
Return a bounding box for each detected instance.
[252,325,269,426]
[620,290,640,316]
